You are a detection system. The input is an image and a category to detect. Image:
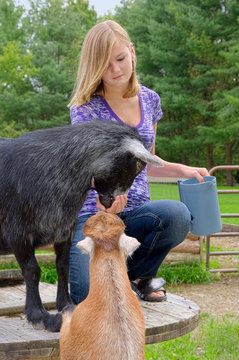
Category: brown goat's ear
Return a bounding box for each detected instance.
[77,237,94,255]
[119,233,140,255]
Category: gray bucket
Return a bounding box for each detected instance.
[178,176,222,236]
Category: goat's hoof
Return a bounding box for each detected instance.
[43,312,63,332]
[32,320,45,330]
[26,310,62,332]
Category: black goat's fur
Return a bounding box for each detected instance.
[0,120,161,332]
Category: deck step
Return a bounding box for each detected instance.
[0,269,24,284]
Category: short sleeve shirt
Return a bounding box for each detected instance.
[70,85,163,216]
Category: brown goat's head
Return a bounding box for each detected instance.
[77,212,139,255]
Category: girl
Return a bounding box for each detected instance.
[69,20,209,304]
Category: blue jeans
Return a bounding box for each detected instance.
[69,200,191,304]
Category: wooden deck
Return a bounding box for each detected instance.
[0,282,200,360]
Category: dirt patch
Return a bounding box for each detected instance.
[170,230,239,318]
[171,274,239,318]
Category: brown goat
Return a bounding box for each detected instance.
[60,212,145,360]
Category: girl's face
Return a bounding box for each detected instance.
[102,41,135,91]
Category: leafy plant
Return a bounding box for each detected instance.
[157,261,212,285]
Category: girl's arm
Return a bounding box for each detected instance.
[148,124,209,183]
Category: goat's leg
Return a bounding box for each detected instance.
[0,234,13,255]
[54,237,73,312]
[14,245,62,332]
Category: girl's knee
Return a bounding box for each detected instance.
[166,201,190,225]
[161,201,191,244]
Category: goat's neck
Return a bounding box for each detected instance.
[88,250,132,308]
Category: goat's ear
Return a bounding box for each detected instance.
[77,237,94,255]
[119,233,140,255]
[124,139,164,167]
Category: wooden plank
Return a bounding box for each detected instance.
[171,239,200,254]
[0,270,24,287]
[0,283,57,316]
[0,286,200,359]
[0,270,23,282]
[141,293,200,343]
[164,252,200,264]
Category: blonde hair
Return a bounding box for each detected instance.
[68,20,140,108]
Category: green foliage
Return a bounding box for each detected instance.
[157,262,212,285]
[0,0,26,47]
[0,262,19,270]
[39,263,58,284]
[0,41,39,94]
[0,121,27,138]
[0,0,97,133]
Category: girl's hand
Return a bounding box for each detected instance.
[183,167,210,183]
[96,194,127,214]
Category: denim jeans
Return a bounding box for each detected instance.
[69,200,191,304]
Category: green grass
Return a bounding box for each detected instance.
[156,261,213,285]
[149,183,239,225]
[0,261,58,284]
[145,314,239,360]
[149,183,180,202]
[0,260,214,286]
[203,242,239,255]
[217,186,239,225]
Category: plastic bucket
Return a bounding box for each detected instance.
[178,176,222,236]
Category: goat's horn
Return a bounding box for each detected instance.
[125,139,164,167]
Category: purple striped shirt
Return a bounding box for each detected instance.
[70,85,163,216]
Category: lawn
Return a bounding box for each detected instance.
[149,182,239,225]
[145,314,239,360]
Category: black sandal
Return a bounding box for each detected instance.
[131,278,167,302]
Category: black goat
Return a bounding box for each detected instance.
[0,120,162,332]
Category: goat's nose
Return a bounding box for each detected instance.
[99,194,115,209]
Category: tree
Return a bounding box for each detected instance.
[196,2,239,184]
[22,0,97,129]
[0,0,26,48]
[0,1,38,135]
[115,0,239,173]
[0,41,38,94]
[0,0,97,134]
